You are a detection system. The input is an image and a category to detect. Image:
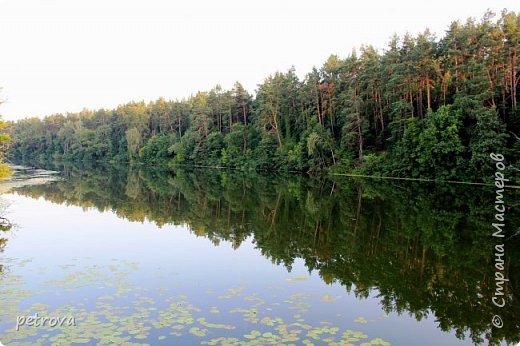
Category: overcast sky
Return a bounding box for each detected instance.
[0,0,517,120]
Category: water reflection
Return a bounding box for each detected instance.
[0,212,12,276]
[7,162,520,345]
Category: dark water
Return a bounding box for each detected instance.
[0,163,518,346]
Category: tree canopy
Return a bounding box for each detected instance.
[8,10,520,182]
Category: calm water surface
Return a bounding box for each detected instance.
[0,163,518,345]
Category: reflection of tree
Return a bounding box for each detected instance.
[0,208,13,276]
[12,161,520,345]
[0,216,11,233]
[0,235,6,253]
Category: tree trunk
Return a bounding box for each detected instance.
[273,112,283,148]
[426,74,431,111]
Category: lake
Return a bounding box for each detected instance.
[0,163,518,345]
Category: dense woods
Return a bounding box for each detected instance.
[0,91,10,177]
[8,11,520,182]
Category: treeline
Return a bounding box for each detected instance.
[9,10,520,181]
[13,162,520,345]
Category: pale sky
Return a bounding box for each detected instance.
[0,0,517,121]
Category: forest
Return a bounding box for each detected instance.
[7,10,520,182]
